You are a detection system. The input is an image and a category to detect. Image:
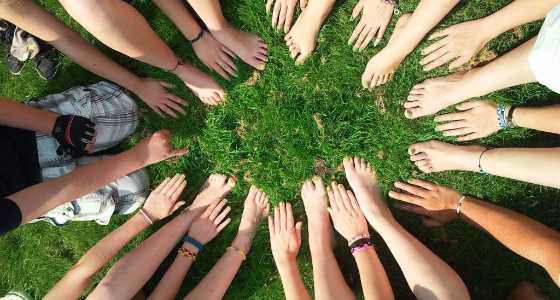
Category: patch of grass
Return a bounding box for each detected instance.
[1,0,559,299]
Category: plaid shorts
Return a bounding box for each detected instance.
[26,81,149,226]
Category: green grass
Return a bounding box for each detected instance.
[1,0,559,299]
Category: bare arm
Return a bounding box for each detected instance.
[8,130,187,224]
[0,98,57,134]
[44,214,149,300]
[353,248,394,300]
[45,174,190,300]
[513,105,560,134]
[390,179,560,287]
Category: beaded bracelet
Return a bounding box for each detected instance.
[351,244,374,255]
[178,246,197,261]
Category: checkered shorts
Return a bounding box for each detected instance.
[26,81,149,226]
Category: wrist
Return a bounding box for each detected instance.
[366,215,397,232]
[275,256,297,267]
[479,16,503,41]
[182,242,200,255]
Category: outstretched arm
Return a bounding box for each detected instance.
[45,173,189,300]
[0,98,57,134]
[513,104,560,134]
[0,0,180,116]
[389,179,560,286]
[269,202,311,300]
[8,130,187,226]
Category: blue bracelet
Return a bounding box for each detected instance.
[183,236,204,252]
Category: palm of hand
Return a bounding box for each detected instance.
[271,228,301,262]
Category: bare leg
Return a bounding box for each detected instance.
[406,37,537,119]
[184,186,270,300]
[301,177,355,300]
[58,0,225,105]
[361,0,460,89]
[186,0,269,70]
[408,140,560,188]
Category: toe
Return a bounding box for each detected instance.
[311,176,323,189]
[226,176,237,188]
[410,153,428,162]
[343,157,354,170]
[405,107,424,119]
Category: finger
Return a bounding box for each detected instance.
[286,202,294,228]
[202,198,223,218]
[216,218,231,232]
[456,100,483,111]
[422,37,448,56]
[351,0,364,20]
[354,26,372,50]
[442,127,475,137]
[349,20,367,46]
[268,216,275,237]
[159,81,175,89]
[284,4,296,33]
[424,52,458,71]
[408,179,436,191]
[166,93,187,105]
[272,0,281,29]
[358,27,376,50]
[295,221,303,240]
[219,53,237,75]
[435,120,468,132]
[347,190,361,212]
[393,181,429,197]
[154,177,171,193]
[279,202,287,231]
[388,191,423,206]
[434,112,467,123]
[172,200,186,213]
[171,181,187,201]
[150,105,164,118]
[299,0,307,9]
[337,184,352,211]
[428,28,451,41]
[448,55,470,70]
[331,181,344,210]
[161,174,182,195]
[158,104,178,118]
[457,132,486,142]
[167,174,186,197]
[277,2,287,31]
[396,203,432,217]
[274,206,280,234]
[209,200,227,221]
[266,0,274,13]
[421,46,449,66]
[213,63,230,80]
[222,45,236,58]
[326,185,338,210]
[374,23,388,47]
[214,206,231,224]
[164,100,186,115]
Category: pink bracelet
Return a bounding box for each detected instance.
[351,244,374,255]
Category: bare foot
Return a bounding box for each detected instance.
[361,13,411,89]
[343,157,392,220]
[506,281,550,300]
[174,63,226,105]
[190,174,236,211]
[211,26,268,71]
[232,186,270,251]
[408,140,486,173]
[301,176,337,248]
[405,71,473,119]
[284,6,326,65]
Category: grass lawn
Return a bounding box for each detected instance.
[1,0,559,299]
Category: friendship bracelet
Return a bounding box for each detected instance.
[497,104,516,130]
[347,233,370,247]
[138,208,154,225]
[455,195,465,214]
[178,246,197,261]
[477,148,493,175]
[351,244,374,256]
[183,236,204,252]
[227,246,247,261]
[188,30,205,44]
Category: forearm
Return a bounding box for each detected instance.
[88,212,195,300]
[9,147,146,223]
[1,0,143,95]
[45,214,149,300]
[275,260,312,300]
[481,0,560,40]
[370,217,470,300]
[513,105,560,134]
[153,0,203,40]
[394,0,460,51]
[0,99,57,134]
[149,251,195,300]
[481,147,560,188]
[353,248,394,300]
[460,197,560,286]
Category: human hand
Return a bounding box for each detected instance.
[188,199,231,245]
[327,182,369,242]
[389,179,463,212]
[132,129,189,167]
[434,100,500,141]
[349,0,394,50]
[269,202,303,263]
[142,173,187,221]
[267,0,307,33]
[131,77,187,118]
[421,19,492,71]
[395,202,457,227]
[193,32,237,80]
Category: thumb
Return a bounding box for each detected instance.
[172,201,186,213]
[295,221,303,241]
